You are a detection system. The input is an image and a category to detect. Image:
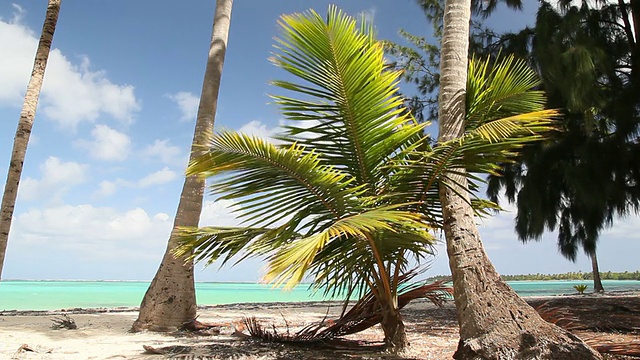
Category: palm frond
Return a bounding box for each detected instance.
[263,207,433,290]
[271,5,425,190]
[188,131,360,228]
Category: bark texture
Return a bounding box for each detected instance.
[590,252,604,293]
[380,302,407,353]
[436,0,602,358]
[131,0,233,332]
[0,0,61,280]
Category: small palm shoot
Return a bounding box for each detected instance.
[574,284,588,294]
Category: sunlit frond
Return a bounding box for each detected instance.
[187,131,359,228]
[263,207,433,289]
[271,6,425,190]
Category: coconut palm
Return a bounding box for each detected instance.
[437,0,602,357]
[131,0,233,332]
[0,0,61,280]
[175,7,570,352]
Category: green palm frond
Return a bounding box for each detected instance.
[187,131,360,228]
[466,54,550,130]
[264,207,433,289]
[271,6,426,190]
[174,226,270,267]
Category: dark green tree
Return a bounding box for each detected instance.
[486,1,640,293]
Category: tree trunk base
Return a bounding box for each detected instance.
[380,305,408,354]
[454,319,602,360]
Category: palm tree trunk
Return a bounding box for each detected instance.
[0,0,61,280]
[131,0,233,332]
[436,0,602,358]
[590,252,604,293]
[379,299,407,352]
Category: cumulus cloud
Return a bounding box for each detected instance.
[166,91,199,122]
[138,167,178,187]
[18,156,87,202]
[10,204,174,261]
[238,120,280,140]
[142,139,187,166]
[199,199,241,227]
[92,167,179,197]
[95,180,117,197]
[75,124,131,162]
[0,11,140,127]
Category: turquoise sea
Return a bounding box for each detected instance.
[1,280,639,311]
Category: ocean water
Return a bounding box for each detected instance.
[0,280,639,311]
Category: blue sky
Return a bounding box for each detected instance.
[0,0,637,282]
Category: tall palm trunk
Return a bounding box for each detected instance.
[590,252,604,293]
[436,0,602,358]
[131,0,233,332]
[0,0,61,280]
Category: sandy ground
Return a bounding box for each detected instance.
[1,301,457,360]
[1,294,638,359]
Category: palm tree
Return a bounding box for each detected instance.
[176,6,572,353]
[436,0,602,358]
[0,0,62,280]
[131,0,233,332]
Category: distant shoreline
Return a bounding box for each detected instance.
[2,290,638,317]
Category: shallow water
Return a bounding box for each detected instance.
[0,279,638,311]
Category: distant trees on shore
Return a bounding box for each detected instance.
[500,271,640,281]
[427,271,640,282]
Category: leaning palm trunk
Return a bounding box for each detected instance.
[131,0,233,332]
[0,0,61,280]
[590,252,604,293]
[437,0,602,358]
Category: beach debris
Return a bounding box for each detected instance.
[143,344,192,355]
[179,316,223,335]
[582,333,640,357]
[12,344,53,359]
[535,301,581,330]
[242,277,453,346]
[12,344,35,359]
[50,314,77,330]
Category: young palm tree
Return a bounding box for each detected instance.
[0,0,62,280]
[437,0,602,358]
[131,0,233,332]
[176,7,569,352]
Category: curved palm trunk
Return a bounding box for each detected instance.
[131,0,233,332]
[0,0,61,280]
[436,0,602,358]
[590,252,604,293]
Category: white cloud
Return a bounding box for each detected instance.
[0,12,140,128]
[199,199,241,227]
[18,156,87,202]
[95,180,117,197]
[166,91,199,122]
[142,139,187,166]
[75,124,131,162]
[93,167,179,197]
[358,7,377,24]
[9,204,173,261]
[238,120,279,140]
[138,167,178,187]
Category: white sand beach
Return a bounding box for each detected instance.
[2,293,638,359]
